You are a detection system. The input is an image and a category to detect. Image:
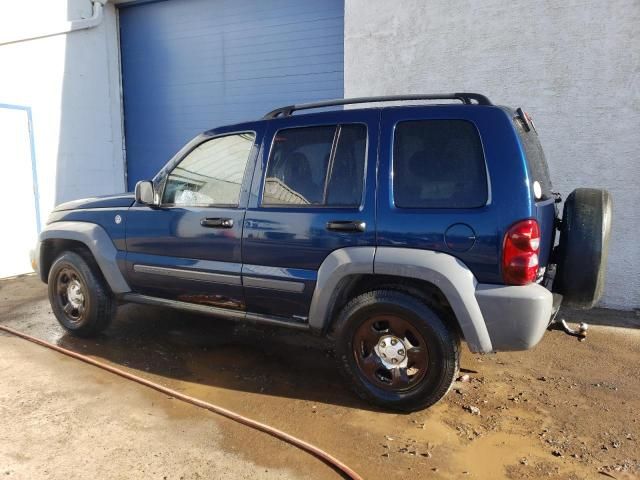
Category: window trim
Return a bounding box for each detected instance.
[159,130,257,209]
[391,119,490,210]
[259,122,369,209]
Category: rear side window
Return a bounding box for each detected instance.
[263,124,367,207]
[393,120,487,209]
[513,117,553,198]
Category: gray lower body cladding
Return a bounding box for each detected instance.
[373,247,553,353]
[34,224,554,352]
[36,221,131,294]
[475,283,553,351]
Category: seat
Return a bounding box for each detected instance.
[283,152,319,203]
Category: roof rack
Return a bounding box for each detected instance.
[263,93,492,119]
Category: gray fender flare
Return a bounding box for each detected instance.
[39,221,131,294]
[307,246,492,353]
[308,247,375,332]
[374,248,492,353]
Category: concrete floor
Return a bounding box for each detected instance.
[1,274,639,479]
[0,336,324,480]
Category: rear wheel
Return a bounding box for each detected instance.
[333,290,460,411]
[48,251,115,337]
[554,188,612,308]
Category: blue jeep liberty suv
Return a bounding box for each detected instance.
[33,93,612,411]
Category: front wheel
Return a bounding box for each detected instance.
[48,251,115,337]
[333,290,460,411]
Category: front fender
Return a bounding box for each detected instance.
[38,221,130,294]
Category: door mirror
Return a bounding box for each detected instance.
[135,180,156,206]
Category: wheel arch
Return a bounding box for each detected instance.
[39,221,130,294]
[41,238,93,282]
[323,273,461,337]
[309,247,493,353]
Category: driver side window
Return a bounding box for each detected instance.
[163,132,255,207]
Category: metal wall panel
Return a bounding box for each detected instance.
[119,0,344,189]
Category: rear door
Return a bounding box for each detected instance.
[242,110,378,320]
[125,129,261,309]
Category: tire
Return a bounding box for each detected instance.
[48,251,115,337]
[332,290,460,412]
[554,188,612,309]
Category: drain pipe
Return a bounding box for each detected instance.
[0,0,108,46]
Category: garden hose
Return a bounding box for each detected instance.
[0,324,363,480]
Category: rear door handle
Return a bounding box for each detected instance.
[201,217,234,228]
[326,220,366,232]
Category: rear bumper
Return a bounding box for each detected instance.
[475,283,553,351]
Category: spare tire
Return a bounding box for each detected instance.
[554,188,612,308]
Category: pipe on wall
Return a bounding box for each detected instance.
[0,0,108,46]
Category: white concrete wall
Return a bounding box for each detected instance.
[0,0,125,229]
[345,0,640,309]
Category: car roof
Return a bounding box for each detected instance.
[205,93,499,136]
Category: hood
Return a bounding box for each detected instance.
[53,193,136,212]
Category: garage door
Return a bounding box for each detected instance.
[0,106,40,278]
[119,0,344,189]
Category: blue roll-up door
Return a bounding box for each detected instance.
[119,0,344,189]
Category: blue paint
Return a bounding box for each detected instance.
[534,197,557,268]
[49,100,556,321]
[119,0,345,190]
[241,264,317,282]
[0,103,41,233]
[444,223,476,252]
[376,105,534,284]
[121,124,265,306]
[47,206,129,251]
[52,193,135,212]
[241,108,378,317]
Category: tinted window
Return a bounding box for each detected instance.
[163,133,255,206]
[263,125,366,207]
[394,120,487,208]
[513,117,553,197]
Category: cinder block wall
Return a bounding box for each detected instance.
[0,0,125,225]
[345,0,639,309]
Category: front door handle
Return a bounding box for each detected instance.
[326,220,366,232]
[201,217,234,228]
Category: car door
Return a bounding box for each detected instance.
[125,127,262,309]
[242,110,379,321]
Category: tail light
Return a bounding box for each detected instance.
[502,219,540,285]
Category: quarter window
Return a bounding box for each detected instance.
[393,120,487,209]
[263,124,367,207]
[513,116,553,198]
[163,133,255,206]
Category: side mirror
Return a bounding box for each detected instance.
[135,180,156,206]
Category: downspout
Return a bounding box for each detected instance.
[0,0,108,46]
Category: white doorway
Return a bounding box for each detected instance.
[0,105,40,278]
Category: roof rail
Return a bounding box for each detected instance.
[263,93,492,119]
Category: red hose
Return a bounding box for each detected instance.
[0,324,363,480]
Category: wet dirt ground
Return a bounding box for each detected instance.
[1,274,639,479]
